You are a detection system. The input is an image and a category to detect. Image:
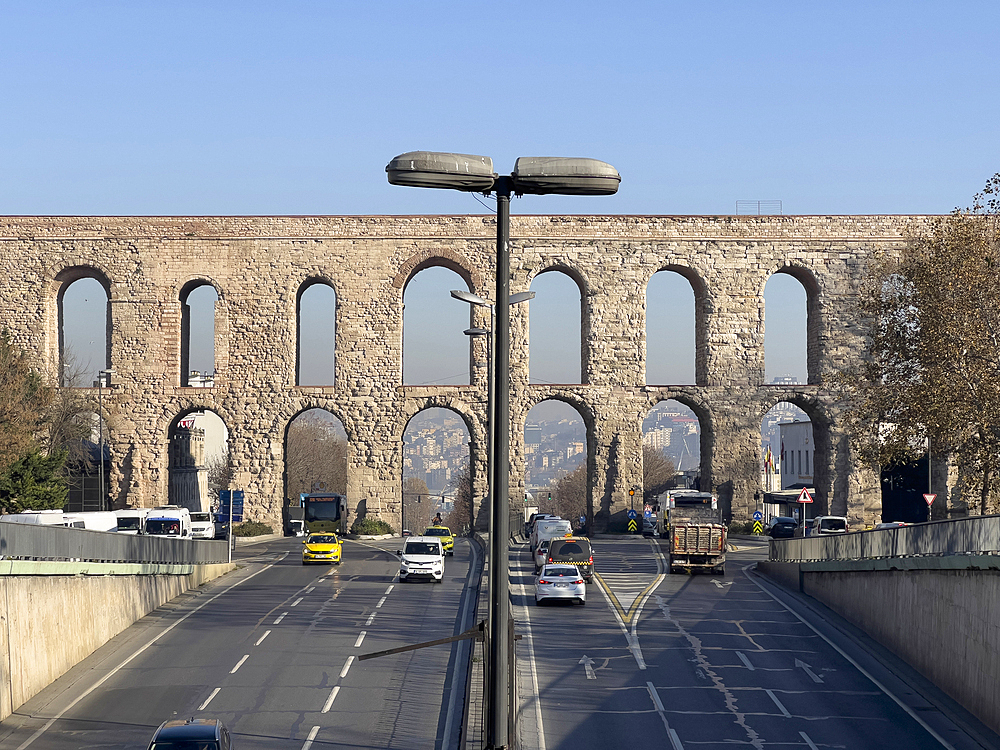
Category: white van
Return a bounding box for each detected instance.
[397,536,445,583]
[144,506,192,538]
[115,508,149,535]
[1,510,67,526]
[62,511,119,532]
[190,511,216,539]
[531,518,572,552]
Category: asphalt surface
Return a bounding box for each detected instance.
[513,536,1000,750]
[0,535,481,750]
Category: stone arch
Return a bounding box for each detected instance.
[643,392,715,488]
[177,277,222,387]
[163,405,231,512]
[295,276,338,386]
[393,248,483,292]
[527,264,589,385]
[762,263,824,385]
[282,405,349,533]
[400,402,478,532]
[52,265,113,383]
[758,392,834,513]
[645,264,711,386]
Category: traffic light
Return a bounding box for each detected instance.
[547,492,552,502]
[628,488,635,497]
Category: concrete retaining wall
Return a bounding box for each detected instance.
[757,561,1000,736]
[0,563,234,722]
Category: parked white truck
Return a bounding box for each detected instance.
[143,506,192,538]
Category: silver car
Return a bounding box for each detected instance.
[535,564,586,606]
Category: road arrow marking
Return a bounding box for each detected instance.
[795,658,824,683]
[710,579,733,589]
[579,655,596,679]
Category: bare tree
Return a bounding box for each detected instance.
[445,462,472,532]
[402,475,432,531]
[643,444,678,500]
[286,414,348,504]
[550,461,587,523]
[206,451,233,500]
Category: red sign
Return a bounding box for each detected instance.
[923,493,937,507]
[178,417,196,429]
[797,487,814,504]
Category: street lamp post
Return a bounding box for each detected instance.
[388,151,619,750]
[95,369,115,511]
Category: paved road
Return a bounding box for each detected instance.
[0,536,480,750]
[514,536,999,750]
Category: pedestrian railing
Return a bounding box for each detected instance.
[0,521,230,566]
[769,515,1000,562]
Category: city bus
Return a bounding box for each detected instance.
[302,492,347,534]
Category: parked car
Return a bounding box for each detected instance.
[535,564,586,606]
[533,539,550,572]
[147,718,232,749]
[765,516,798,539]
[397,536,445,582]
[806,515,849,536]
[302,533,342,565]
[546,537,594,583]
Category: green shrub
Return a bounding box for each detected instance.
[350,517,395,535]
[232,521,274,537]
[728,520,755,535]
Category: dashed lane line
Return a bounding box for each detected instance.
[321,686,340,714]
[255,630,271,646]
[354,631,367,648]
[198,688,220,711]
[230,654,250,674]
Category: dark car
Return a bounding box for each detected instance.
[546,537,594,583]
[765,516,798,539]
[147,718,232,750]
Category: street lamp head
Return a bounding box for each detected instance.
[511,157,621,196]
[386,151,497,192]
[464,327,489,337]
[509,291,535,305]
[450,289,491,307]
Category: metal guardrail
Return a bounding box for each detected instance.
[0,521,230,566]
[770,515,1000,562]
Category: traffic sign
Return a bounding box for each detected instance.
[752,510,763,521]
[797,487,814,504]
[219,489,245,522]
[644,509,652,518]
[753,521,763,534]
[627,508,638,520]
[627,519,638,532]
[923,493,937,507]
[579,515,586,526]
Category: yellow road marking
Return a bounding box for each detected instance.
[593,571,663,625]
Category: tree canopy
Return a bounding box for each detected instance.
[844,175,1000,514]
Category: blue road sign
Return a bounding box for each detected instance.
[579,516,586,526]
[752,510,763,521]
[644,509,652,518]
[627,508,637,520]
[219,490,245,522]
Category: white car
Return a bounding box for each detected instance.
[398,536,445,583]
[535,564,586,606]
[533,539,551,572]
[190,511,216,539]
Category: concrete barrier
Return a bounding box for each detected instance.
[757,558,1000,736]
[0,562,234,722]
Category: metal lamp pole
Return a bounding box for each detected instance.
[97,369,115,511]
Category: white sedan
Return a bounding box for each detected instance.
[535,564,586,606]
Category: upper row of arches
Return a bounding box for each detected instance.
[56,261,814,389]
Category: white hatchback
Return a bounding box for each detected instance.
[398,536,445,583]
[533,539,550,572]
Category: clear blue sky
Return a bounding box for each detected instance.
[14,1,999,389]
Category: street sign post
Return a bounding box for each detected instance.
[924,493,937,521]
[797,487,814,532]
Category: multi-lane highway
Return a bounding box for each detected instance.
[0,536,480,750]
[514,537,998,750]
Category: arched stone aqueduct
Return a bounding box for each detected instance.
[0,213,939,531]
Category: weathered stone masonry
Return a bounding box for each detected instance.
[0,214,940,531]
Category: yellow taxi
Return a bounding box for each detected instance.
[301,533,342,565]
[423,525,455,556]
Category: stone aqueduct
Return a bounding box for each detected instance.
[1,214,943,531]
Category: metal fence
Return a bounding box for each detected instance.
[0,521,230,566]
[769,515,1000,562]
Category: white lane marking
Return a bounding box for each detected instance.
[710,578,733,589]
[579,655,596,680]
[274,612,288,624]
[230,654,250,674]
[385,584,394,595]
[518,575,547,750]
[301,725,320,750]
[646,681,685,750]
[291,597,304,606]
[799,731,820,750]
[354,631,367,648]
[305,587,315,594]
[340,655,355,678]
[12,558,283,750]
[365,612,376,626]
[795,658,824,683]
[593,582,646,669]
[198,687,220,711]
[255,630,271,646]
[376,596,387,608]
[765,689,791,717]
[736,651,755,670]
[744,564,957,750]
[322,685,340,713]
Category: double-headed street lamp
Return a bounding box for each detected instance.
[387,152,620,750]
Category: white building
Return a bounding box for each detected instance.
[779,420,814,490]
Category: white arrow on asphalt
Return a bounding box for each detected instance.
[710,579,733,589]
[795,658,824,683]
[579,655,596,680]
